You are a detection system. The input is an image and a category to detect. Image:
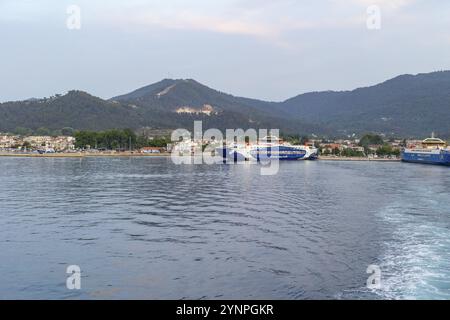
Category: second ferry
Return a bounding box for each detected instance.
[401,134,450,166]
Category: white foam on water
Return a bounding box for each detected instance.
[374,189,450,300]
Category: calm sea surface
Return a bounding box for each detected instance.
[0,157,449,299]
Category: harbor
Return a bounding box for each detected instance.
[2,0,450,306]
[0,151,401,162]
[0,135,393,162]
[3,133,450,165]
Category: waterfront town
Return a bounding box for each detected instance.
[0,130,438,159]
[0,134,76,152]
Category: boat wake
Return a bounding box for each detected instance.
[374,190,450,299]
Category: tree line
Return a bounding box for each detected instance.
[74,129,170,150]
[11,127,76,137]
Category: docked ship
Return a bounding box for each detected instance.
[401,134,450,166]
[216,136,318,162]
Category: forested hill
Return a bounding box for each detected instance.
[279,71,450,137]
[1,71,450,137]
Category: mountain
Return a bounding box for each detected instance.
[0,82,321,135]
[110,78,323,133]
[111,78,280,118]
[0,91,143,132]
[279,71,450,137]
[1,71,450,137]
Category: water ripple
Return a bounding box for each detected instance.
[0,157,449,299]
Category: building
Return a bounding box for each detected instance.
[321,143,343,154]
[140,147,165,154]
[172,140,202,155]
[0,135,22,149]
[23,136,75,151]
[347,146,365,153]
[0,135,76,151]
[406,140,424,149]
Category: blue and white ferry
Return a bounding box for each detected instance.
[216,136,318,162]
[401,134,450,166]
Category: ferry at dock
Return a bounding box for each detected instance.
[401,134,450,166]
[216,136,318,162]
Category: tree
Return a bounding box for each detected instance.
[61,127,75,136]
[35,127,51,136]
[341,148,364,157]
[359,134,384,147]
[73,129,139,150]
[22,141,31,149]
[333,147,340,156]
[74,130,98,149]
[146,137,170,148]
[14,127,32,136]
[300,136,309,145]
[376,144,401,157]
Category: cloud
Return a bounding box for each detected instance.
[104,1,365,42]
[339,0,416,10]
[0,0,423,44]
[126,10,278,38]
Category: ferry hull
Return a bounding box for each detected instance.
[401,150,450,166]
[216,146,318,162]
[251,147,307,161]
[216,147,249,162]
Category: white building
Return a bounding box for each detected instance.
[0,135,21,149]
[23,136,76,151]
[0,135,76,151]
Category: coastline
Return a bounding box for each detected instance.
[0,152,400,161]
[0,152,172,158]
[318,156,401,162]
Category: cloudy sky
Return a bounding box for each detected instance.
[1,0,449,102]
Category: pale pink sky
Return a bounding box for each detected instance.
[1,0,449,101]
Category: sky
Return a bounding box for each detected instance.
[1,0,450,102]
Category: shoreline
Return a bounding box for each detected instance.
[318,156,400,162]
[0,152,171,158]
[0,152,400,162]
